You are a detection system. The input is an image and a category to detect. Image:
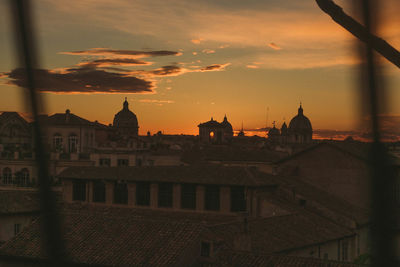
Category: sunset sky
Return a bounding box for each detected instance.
[1,0,400,138]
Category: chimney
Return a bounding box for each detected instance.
[65,109,70,123]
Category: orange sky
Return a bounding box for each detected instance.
[0,0,399,137]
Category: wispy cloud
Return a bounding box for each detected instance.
[191,38,203,44]
[199,63,230,72]
[77,58,152,68]
[246,65,259,69]
[139,99,174,104]
[219,44,230,49]
[268,42,282,50]
[202,49,215,54]
[60,48,182,58]
[128,63,231,77]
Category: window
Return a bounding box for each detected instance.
[53,133,63,151]
[342,241,348,261]
[205,185,220,211]
[136,158,142,167]
[99,158,111,166]
[200,242,211,257]
[114,182,128,204]
[117,159,129,166]
[73,180,86,201]
[299,198,307,207]
[136,182,150,206]
[158,183,173,208]
[181,184,196,209]
[14,224,21,236]
[2,167,12,184]
[230,186,246,212]
[21,168,29,186]
[93,181,106,203]
[68,134,78,153]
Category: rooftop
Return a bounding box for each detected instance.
[0,204,209,266]
[209,212,354,254]
[0,190,40,214]
[0,203,359,266]
[58,165,279,187]
[214,250,369,267]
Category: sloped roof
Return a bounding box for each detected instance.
[0,203,361,267]
[0,204,208,266]
[209,212,354,254]
[275,141,371,164]
[39,112,95,127]
[0,190,40,214]
[0,112,29,124]
[57,165,279,187]
[214,250,369,267]
[271,175,370,226]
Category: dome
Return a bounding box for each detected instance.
[288,105,312,132]
[221,115,233,133]
[113,98,139,129]
[268,126,280,137]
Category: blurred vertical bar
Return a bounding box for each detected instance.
[355,0,397,266]
[9,0,66,265]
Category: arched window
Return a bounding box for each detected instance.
[209,131,215,142]
[69,134,78,153]
[21,168,29,186]
[3,168,12,185]
[53,133,63,151]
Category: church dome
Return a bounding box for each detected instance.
[288,104,312,132]
[113,98,139,129]
[221,115,233,133]
[268,126,280,137]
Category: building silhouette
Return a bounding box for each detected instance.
[198,115,233,144]
[268,104,313,144]
[113,97,139,139]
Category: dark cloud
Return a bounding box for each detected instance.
[151,65,182,76]
[200,63,230,72]
[130,63,230,78]
[1,45,231,94]
[4,68,153,94]
[61,49,181,58]
[313,129,359,140]
[78,58,151,68]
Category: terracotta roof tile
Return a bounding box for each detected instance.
[0,204,209,266]
[209,212,354,254]
[214,250,369,267]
